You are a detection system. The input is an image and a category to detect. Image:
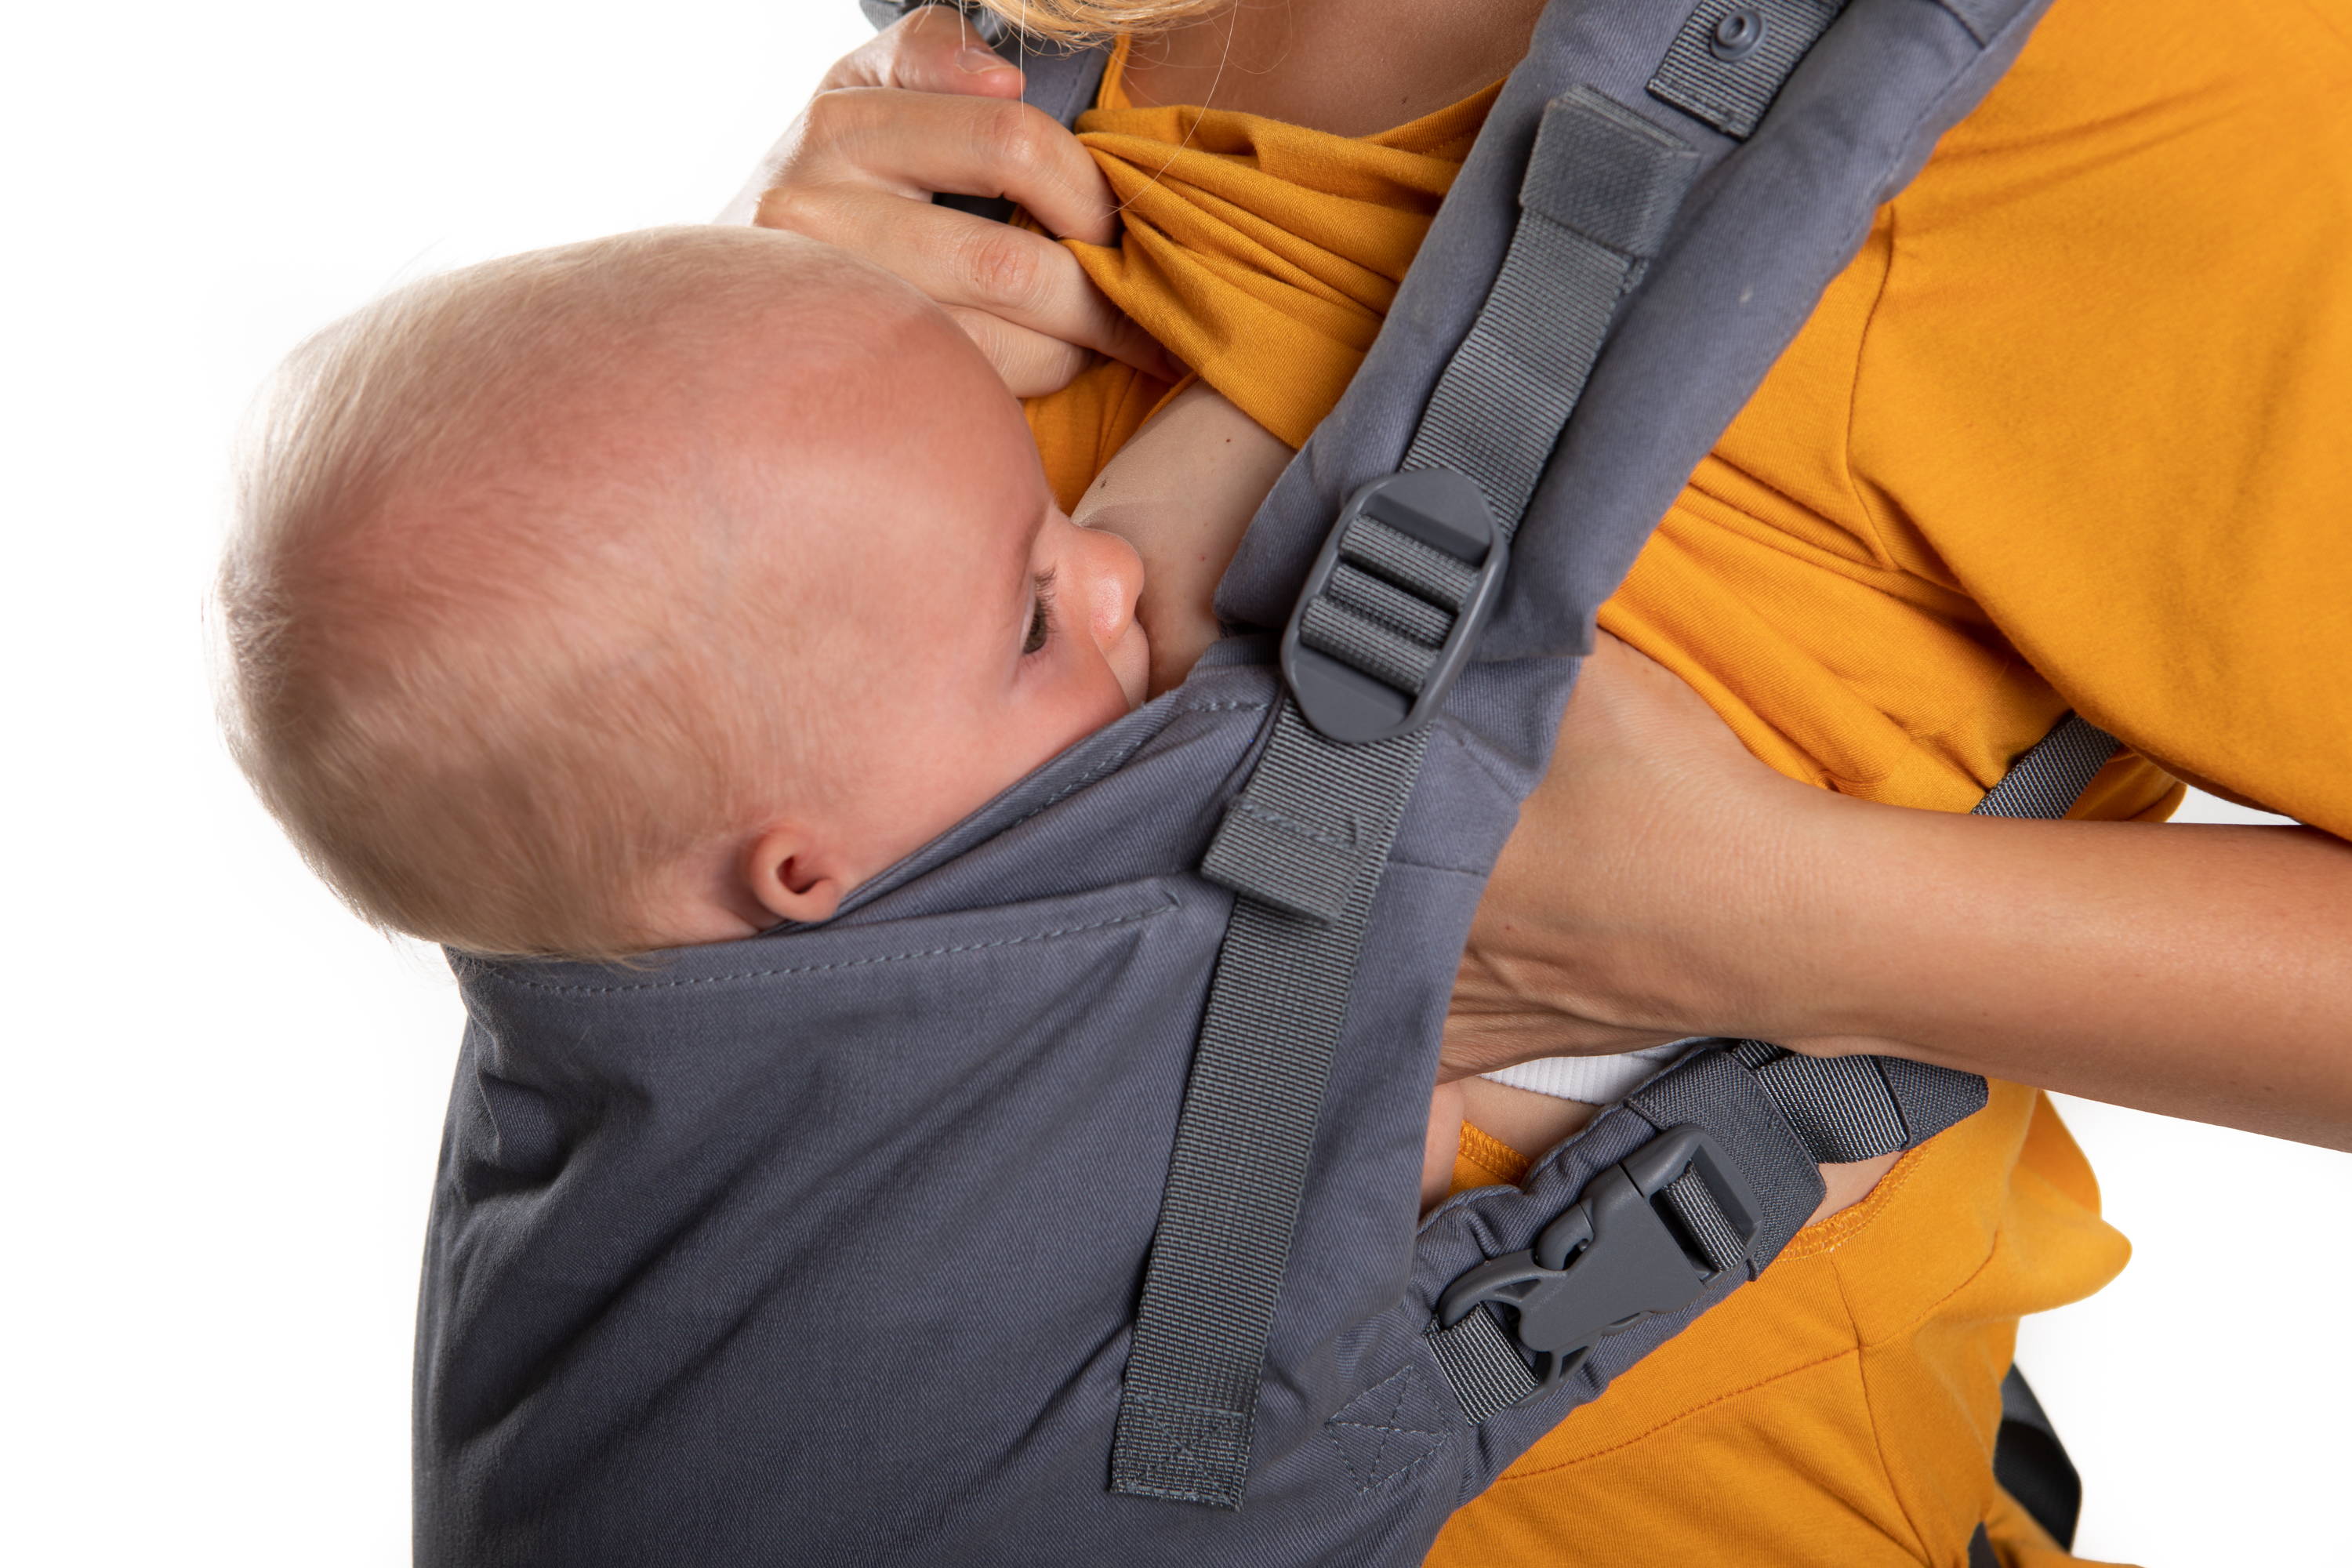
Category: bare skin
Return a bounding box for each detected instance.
[1073,379,1287,695]
[739,6,2352,1171]
[1116,0,1546,135]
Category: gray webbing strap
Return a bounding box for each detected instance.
[1109,722,1428,1505]
[1427,1301,1543,1424]
[1110,88,1701,1508]
[1428,713,2119,1421]
[1970,712,2116,821]
[1403,85,1700,523]
[1647,0,1847,140]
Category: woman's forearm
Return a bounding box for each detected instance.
[1780,803,2352,1149]
[1440,637,2352,1150]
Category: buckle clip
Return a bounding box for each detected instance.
[1279,468,1506,745]
[1433,1125,1760,1404]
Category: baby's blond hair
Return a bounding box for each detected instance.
[221,227,887,960]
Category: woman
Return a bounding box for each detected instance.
[737,2,2352,1561]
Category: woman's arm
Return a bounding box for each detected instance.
[1773,804,2352,1149]
[1448,635,2352,1151]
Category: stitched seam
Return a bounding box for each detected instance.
[1832,1254,1936,1564]
[1334,1435,1445,1493]
[1434,713,1530,803]
[1352,1382,1399,1481]
[1327,1371,1447,1493]
[1782,1136,1936,1258]
[1841,199,1905,569]
[1384,854,1488,877]
[1001,696,1271,839]
[1457,1123,1534,1187]
[1234,798,1355,850]
[1494,1344,1862,1479]
[466,902,1174,994]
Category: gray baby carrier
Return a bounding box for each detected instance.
[416,0,2107,1561]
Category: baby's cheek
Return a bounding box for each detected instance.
[1013,658,1136,774]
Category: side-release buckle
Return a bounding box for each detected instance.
[1434,1125,1761,1403]
[1279,468,1507,745]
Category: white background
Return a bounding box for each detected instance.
[5,2,2344,1562]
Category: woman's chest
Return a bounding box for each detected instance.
[1115,0,1543,136]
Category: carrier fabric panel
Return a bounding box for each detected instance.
[419,659,1490,1566]
[416,0,2059,1560]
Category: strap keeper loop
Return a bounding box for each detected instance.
[1200,798,1362,925]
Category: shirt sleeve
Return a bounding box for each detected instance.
[1845,0,2352,833]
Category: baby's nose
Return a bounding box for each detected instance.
[1080,524,1146,648]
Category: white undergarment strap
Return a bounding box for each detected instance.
[1480,1039,1703,1105]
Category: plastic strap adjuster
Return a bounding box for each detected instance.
[1432,1125,1762,1405]
[1279,468,1508,745]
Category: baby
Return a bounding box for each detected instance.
[224,225,1153,960]
[223,222,1558,1196]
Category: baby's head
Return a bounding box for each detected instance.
[222,227,1147,959]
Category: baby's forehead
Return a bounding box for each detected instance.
[394,238,1042,677]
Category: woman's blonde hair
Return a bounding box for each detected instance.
[973,0,1233,45]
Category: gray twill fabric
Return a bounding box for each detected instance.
[1113,85,1706,1508]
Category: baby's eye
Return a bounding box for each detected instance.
[1023,569,1058,655]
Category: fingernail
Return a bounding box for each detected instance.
[957,45,1014,75]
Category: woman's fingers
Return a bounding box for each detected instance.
[818,4,1027,99]
[943,307,1100,397]
[779,86,1120,246]
[763,163,1167,377]
[726,9,1174,389]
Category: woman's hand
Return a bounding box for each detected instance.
[724,5,1174,395]
[1443,633,1832,1082]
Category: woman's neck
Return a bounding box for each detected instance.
[1116,0,1546,136]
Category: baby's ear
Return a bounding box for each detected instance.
[742,824,848,926]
